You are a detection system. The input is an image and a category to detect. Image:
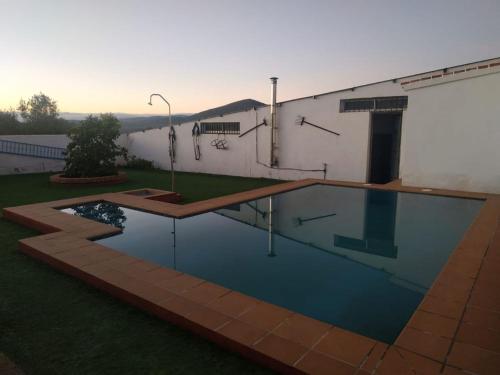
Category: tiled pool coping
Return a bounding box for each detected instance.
[3,179,500,374]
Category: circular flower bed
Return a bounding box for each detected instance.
[50,171,127,185]
[56,114,128,186]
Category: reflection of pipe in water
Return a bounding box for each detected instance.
[267,196,276,257]
[172,217,177,269]
[245,202,267,220]
[293,212,337,226]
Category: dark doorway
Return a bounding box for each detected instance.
[368,113,402,184]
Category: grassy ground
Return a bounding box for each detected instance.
[0,169,280,375]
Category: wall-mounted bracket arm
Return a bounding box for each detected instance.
[297,116,340,136]
[239,119,267,138]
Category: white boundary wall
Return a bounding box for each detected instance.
[0,134,128,175]
[126,59,500,194]
[0,134,70,148]
[0,135,69,175]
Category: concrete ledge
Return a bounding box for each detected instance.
[120,188,182,203]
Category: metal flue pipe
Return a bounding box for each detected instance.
[270,77,278,166]
[148,93,175,192]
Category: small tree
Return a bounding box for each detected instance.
[63,114,127,177]
[18,92,59,124]
[15,92,70,134]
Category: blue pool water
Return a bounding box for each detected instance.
[62,184,482,343]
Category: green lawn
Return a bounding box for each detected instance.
[0,170,279,375]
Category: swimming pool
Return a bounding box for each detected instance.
[62,184,482,343]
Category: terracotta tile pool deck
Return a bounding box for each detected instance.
[3,179,500,374]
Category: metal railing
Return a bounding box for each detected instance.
[0,139,66,160]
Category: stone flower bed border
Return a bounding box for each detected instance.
[50,172,128,185]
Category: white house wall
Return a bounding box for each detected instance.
[400,70,500,193]
[126,80,406,182]
[127,108,271,178]
[125,61,500,193]
[275,79,404,182]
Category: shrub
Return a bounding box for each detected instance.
[63,114,127,177]
[125,156,156,170]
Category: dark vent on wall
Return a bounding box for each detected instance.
[200,122,240,134]
[342,99,375,112]
[340,96,408,112]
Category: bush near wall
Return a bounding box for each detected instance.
[63,114,127,178]
[125,156,156,170]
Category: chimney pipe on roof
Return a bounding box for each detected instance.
[270,77,278,166]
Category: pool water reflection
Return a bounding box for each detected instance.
[62,184,482,343]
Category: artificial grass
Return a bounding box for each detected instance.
[0,169,279,375]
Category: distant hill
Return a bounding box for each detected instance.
[118,115,189,133]
[181,99,266,123]
[60,112,159,121]
[6,99,267,135]
[117,98,266,133]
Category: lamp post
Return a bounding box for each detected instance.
[148,94,175,192]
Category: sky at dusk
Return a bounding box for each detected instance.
[1,0,499,115]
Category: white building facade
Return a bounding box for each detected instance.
[125,58,500,194]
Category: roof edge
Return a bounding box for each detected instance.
[277,56,500,105]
